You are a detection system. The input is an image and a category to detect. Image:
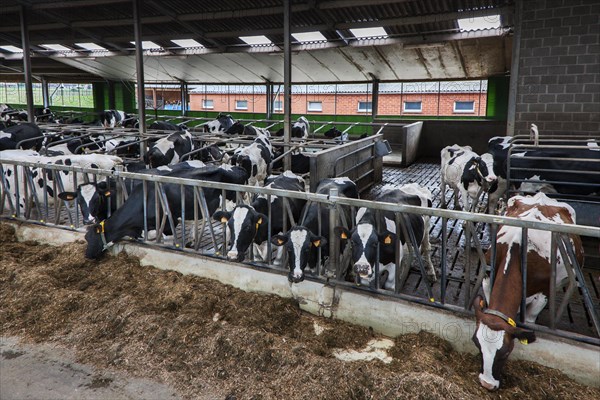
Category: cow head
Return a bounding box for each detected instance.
[468,155,497,191]
[213,205,267,262]
[204,120,222,133]
[84,221,109,259]
[59,182,112,225]
[271,226,326,283]
[472,296,536,391]
[335,224,394,284]
[224,122,244,135]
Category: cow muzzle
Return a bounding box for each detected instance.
[479,374,499,391]
[288,272,305,284]
[227,250,245,262]
[354,263,373,278]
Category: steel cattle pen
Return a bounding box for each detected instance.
[1,156,599,347]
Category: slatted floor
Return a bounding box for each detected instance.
[1,159,598,339]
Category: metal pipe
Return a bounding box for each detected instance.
[41,77,50,108]
[19,5,35,123]
[283,0,292,171]
[132,0,147,149]
[520,228,528,323]
[506,0,522,136]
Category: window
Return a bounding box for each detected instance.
[202,99,214,109]
[454,101,475,113]
[358,101,372,113]
[403,101,422,112]
[235,100,248,110]
[307,101,322,112]
[273,100,283,111]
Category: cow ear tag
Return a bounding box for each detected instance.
[313,239,321,247]
[220,217,228,223]
[277,238,284,245]
[520,339,529,345]
[479,299,486,309]
[384,235,392,245]
[340,232,348,240]
[104,192,111,197]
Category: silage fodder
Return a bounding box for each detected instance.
[1,222,598,400]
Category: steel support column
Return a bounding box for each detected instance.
[266,80,273,120]
[180,81,188,116]
[41,76,50,108]
[283,0,292,170]
[506,0,522,136]
[19,5,35,123]
[133,0,147,137]
[371,79,379,134]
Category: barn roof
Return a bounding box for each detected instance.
[0,0,514,84]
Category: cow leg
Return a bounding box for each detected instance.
[420,224,436,282]
[524,293,548,323]
[440,179,447,208]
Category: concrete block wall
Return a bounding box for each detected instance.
[516,0,600,136]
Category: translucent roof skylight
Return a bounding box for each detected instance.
[239,35,273,45]
[0,45,23,53]
[130,41,163,50]
[457,15,501,31]
[75,42,108,51]
[292,31,327,43]
[171,39,204,48]
[41,44,71,51]
[349,27,388,39]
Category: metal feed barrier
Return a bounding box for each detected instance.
[1,158,599,346]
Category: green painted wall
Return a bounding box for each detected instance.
[486,76,510,120]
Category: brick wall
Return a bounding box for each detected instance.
[516,0,600,136]
[184,92,487,116]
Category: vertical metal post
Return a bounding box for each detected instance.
[440,217,447,304]
[41,77,50,108]
[549,232,557,329]
[133,0,146,136]
[371,79,379,135]
[19,5,35,122]
[520,228,528,323]
[328,188,339,278]
[266,81,272,120]
[507,0,523,136]
[283,0,292,170]
[180,80,188,116]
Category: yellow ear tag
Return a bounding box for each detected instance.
[520,339,528,345]
[67,195,75,200]
[384,236,392,245]
[479,299,485,308]
[277,239,284,245]
[105,192,111,197]
[507,317,516,328]
[313,240,321,247]
[220,217,228,223]
[340,232,348,240]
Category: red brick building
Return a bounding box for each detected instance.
[147,80,488,117]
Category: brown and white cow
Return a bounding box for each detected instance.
[472,192,584,391]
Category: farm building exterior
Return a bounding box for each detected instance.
[0,0,599,396]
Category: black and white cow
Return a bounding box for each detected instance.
[100,109,137,128]
[149,121,186,131]
[0,123,44,151]
[230,133,272,186]
[84,164,249,259]
[440,144,497,212]
[203,114,235,134]
[335,183,435,290]
[213,171,306,264]
[271,177,359,283]
[323,126,349,143]
[271,150,310,175]
[224,122,270,137]
[274,116,310,139]
[0,150,123,215]
[58,160,207,225]
[144,130,194,168]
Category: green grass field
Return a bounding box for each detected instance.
[0,86,94,108]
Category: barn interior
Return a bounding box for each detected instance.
[1,0,599,381]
